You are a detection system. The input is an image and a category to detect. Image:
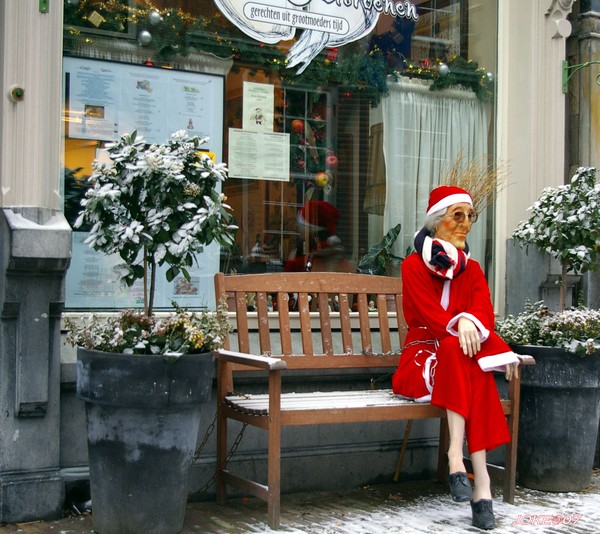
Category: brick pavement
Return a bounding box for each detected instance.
[1,471,599,533]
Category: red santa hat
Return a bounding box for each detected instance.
[426,186,473,216]
[297,200,340,241]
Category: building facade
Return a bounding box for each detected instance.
[1,0,590,523]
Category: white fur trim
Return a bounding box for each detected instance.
[446,312,490,341]
[327,235,341,246]
[427,193,473,216]
[422,353,436,395]
[297,211,323,233]
[441,280,451,310]
[477,352,520,372]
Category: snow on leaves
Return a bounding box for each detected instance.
[512,167,600,276]
[75,130,237,289]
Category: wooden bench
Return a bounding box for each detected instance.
[214,271,531,529]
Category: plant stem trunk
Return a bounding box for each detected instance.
[143,253,148,315]
[148,256,156,316]
[560,260,567,311]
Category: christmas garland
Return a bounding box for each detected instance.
[63,0,493,105]
[400,56,494,103]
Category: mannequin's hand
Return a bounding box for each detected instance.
[505,362,519,381]
[457,317,481,357]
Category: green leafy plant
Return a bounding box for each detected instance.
[75,129,237,315]
[512,167,600,310]
[64,166,91,230]
[357,223,404,275]
[496,300,600,357]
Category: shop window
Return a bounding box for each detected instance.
[224,83,341,274]
[411,0,465,65]
[61,0,498,309]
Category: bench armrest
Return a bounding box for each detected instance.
[517,354,536,365]
[216,348,288,371]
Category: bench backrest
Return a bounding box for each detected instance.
[214,271,407,372]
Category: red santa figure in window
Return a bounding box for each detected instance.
[392,185,520,531]
[284,200,353,274]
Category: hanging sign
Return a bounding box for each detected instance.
[213,0,419,73]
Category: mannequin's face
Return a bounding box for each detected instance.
[433,202,475,250]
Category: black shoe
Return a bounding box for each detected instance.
[471,499,495,530]
[449,471,472,502]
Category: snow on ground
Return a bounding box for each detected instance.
[2,473,599,533]
[236,472,600,534]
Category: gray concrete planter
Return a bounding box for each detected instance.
[512,345,600,492]
[76,348,214,534]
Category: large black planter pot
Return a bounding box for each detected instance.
[76,348,214,534]
[513,345,600,492]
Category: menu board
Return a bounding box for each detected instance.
[66,233,221,310]
[63,57,224,310]
[63,56,223,150]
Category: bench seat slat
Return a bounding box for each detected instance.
[225,390,512,417]
[226,389,416,412]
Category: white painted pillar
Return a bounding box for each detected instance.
[0,0,63,209]
[0,1,70,523]
[494,0,575,314]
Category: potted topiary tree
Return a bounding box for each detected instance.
[512,166,600,311]
[498,166,600,492]
[65,129,237,534]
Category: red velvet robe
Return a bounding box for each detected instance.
[392,253,519,453]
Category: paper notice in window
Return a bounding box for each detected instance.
[228,128,290,181]
[243,82,274,132]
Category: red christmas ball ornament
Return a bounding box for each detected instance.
[290,119,304,134]
[326,154,338,167]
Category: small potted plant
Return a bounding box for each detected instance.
[496,300,600,357]
[499,166,600,492]
[357,223,403,276]
[66,129,237,534]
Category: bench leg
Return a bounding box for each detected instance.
[267,373,282,530]
[503,440,517,504]
[267,436,281,530]
[503,375,521,503]
[393,420,413,482]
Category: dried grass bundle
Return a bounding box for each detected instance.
[441,154,510,213]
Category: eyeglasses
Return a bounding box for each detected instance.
[443,209,478,224]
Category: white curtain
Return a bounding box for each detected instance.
[382,78,491,262]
